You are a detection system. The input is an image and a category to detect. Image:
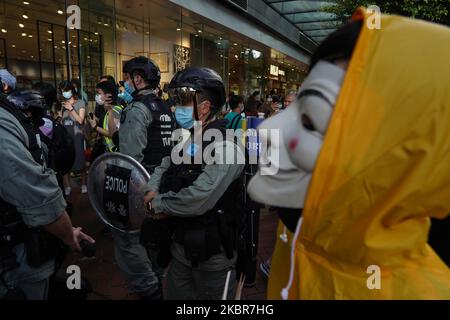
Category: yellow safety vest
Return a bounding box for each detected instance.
[103,105,124,152]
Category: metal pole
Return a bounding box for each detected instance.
[37,21,42,81]
[51,24,57,88]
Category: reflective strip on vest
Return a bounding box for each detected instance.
[103,105,124,152]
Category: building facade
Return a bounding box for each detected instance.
[0,0,314,101]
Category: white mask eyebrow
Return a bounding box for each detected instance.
[299,94,334,136]
[294,60,346,135]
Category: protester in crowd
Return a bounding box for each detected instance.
[221,92,235,117]
[94,75,117,121]
[258,95,280,118]
[59,80,87,195]
[88,80,123,155]
[224,94,245,130]
[283,91,297,109]
[244,100,261,117]
[245,91,260,110]
[70,79,89,106]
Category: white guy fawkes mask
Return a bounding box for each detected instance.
[247,60,345,208]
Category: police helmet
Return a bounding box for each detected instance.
[126,56,161,89]
[168,67,226,112]
[7,90,47,112]
[122,59,132,74]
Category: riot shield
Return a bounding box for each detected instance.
[87,152,150,234]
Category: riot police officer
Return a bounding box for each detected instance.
[143,67,245,300]
[0,91,94,300]
[117,56,174,168]
[111,56,174,300]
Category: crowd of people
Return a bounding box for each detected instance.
[0,6,449,301]
[0,57,290,300]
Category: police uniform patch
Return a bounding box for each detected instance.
[103,164,132,229]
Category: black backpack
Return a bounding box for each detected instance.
[42,119,75,176]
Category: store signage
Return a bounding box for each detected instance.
[278,69,285,76]
[270,65,279,76]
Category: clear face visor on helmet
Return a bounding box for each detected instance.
[169,86,209,122]
[168,86,196,106]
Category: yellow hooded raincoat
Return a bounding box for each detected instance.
[268,8,450,299]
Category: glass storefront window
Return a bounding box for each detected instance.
[188,21,229,89]
[0,38,6,69]
[114,0,184,89]
[0,0,102,95]
[0,0,308,102]
[228,37,269,97]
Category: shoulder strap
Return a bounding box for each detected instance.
[229,113,242,130]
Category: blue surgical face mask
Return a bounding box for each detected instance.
[124,81,135,95]
[62,90,73,100]
[175,106,194,129]
[118,91,133,104]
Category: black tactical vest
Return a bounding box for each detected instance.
[134,94,175,169]
[159,119,244,266]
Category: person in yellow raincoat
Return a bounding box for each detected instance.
[247,7,450,299]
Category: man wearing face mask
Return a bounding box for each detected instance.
[94,76,118,123]
[116,57,174,169]
[111,56,174,300]
[88,80,123,154]
[58,81,87,195]
[143,67,245,300]
[171,87,195,130]
[283,91,297,110]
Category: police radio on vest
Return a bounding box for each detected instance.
[105,175,128,194]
